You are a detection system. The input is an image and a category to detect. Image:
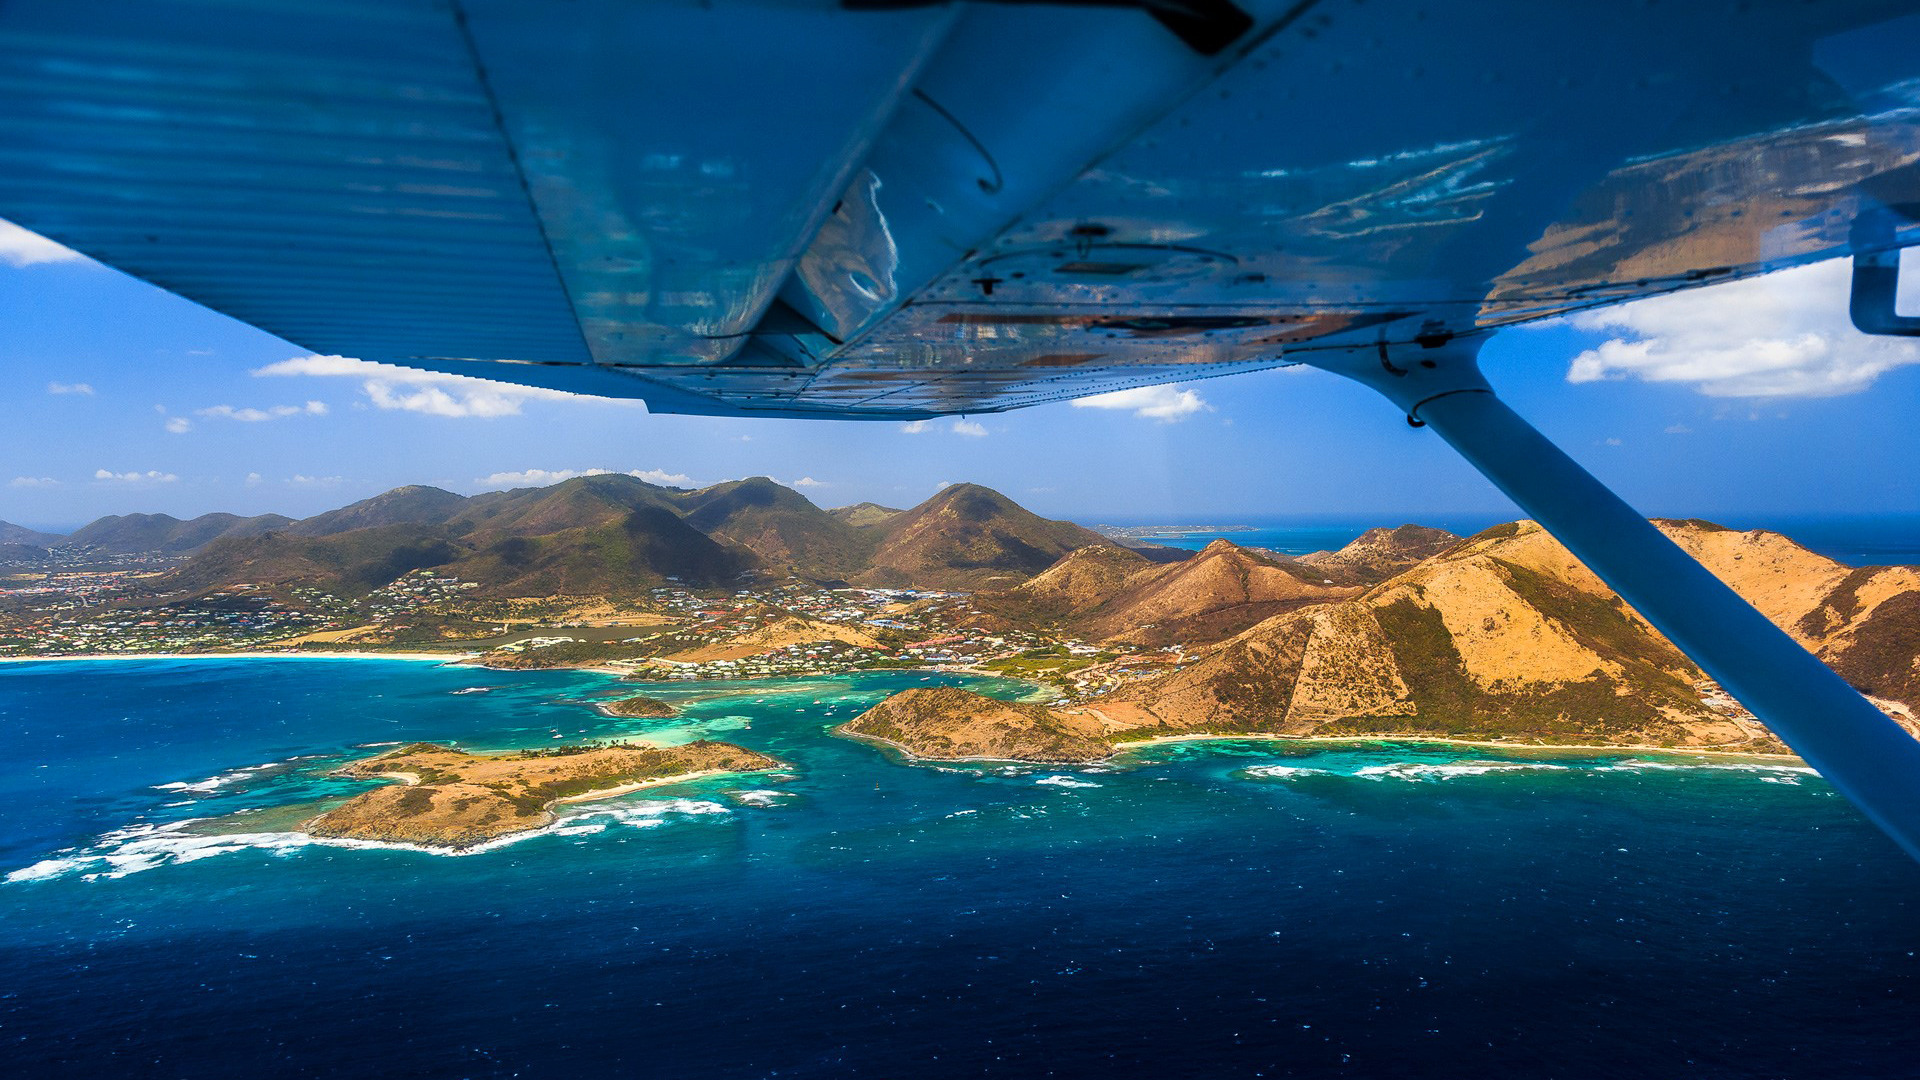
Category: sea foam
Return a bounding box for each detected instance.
[5,797,738,884]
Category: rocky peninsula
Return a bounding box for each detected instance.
[305,739,780,849]
[836,686,1112,764]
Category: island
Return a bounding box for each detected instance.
[836,686,1112,764]
[599,694,679,718]
[304,739,781,849]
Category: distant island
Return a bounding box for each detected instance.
[3,476,1917,763]
[305,739,781,850]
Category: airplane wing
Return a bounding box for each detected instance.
[9,0,1920,862]
[3,0,1919,418]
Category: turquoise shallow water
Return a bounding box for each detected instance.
[2,658,1918,1077]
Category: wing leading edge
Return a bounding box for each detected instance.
[3,0,1920,416]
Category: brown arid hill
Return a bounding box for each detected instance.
[600,694,679,718]
[1654,521,1920,721]
[837,687,1112,763]
[678,477,878,579]
[663,611,884,663]
[1088,539,1360,646]
[1008,543,1154,619]
[305,740,780,849]
[1091,520,1920,750]
[987,539,1357,647]
[1295,524,1463,586]
[860,483,1109,590]
[828,501,904,528]
[60,511,294,555]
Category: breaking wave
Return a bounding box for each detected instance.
[6,798,736,884]
[1035,775,1101,789]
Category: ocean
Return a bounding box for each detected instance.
[2,658,1917,1077]
[1125,515,1920,565]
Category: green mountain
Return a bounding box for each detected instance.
[155,477,1115,598]
[679,477,877,579]
[0,520,63,548]
[60,512,293,554]
[288,485,469,537]
[439,506,756,596]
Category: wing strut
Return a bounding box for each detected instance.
[1304,339,1920,862]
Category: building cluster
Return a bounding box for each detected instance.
[0,586,329,655]
[0,566,1190,701]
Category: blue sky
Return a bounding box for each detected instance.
[3,220,1918,533]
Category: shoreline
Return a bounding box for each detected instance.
[548,769,730,806]
[833,723,1803,767]
[1109,731,1802,762]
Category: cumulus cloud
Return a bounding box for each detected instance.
[0,219,85,267]
[95,469,177,483]
[289,474,343,486]
[790,476,826,488]
[245,472,263,486]
[1071,384,1211,420]
[476,467,695,490]
[254,354,594,418]
[1566,258,1920,398]
[10,476,59,488]
[901,417,987,436]
[47,382,93,396]
[196,401,328,422]
[164,417,192,434]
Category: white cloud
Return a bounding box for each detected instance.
[47,381,93,396]
[630,468,694,487]
[1566,258,1920,398]
[245,472,263,487]
[254,354,592,418]
[901,417,990,436]
[791,476,827,488]
[9,476,58,488]
[475,467,695,490]
[1664,424,1693,435]
[0,219,85,267]
[1071,384,1211,420]
[94,469,177,484]
[164,417,192,434]
[197,400,327,422]
[289,474,343,486]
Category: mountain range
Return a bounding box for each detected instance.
[153,476,1111,596]
[1073,520,1920,745]
[6,476,1918,745]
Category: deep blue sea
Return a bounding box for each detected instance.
[3,658,1918,1078]
[1128,515,1920,566]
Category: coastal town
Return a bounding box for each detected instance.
[0,558,1186,702]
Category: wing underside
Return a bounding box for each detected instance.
[4,0,1920,417]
